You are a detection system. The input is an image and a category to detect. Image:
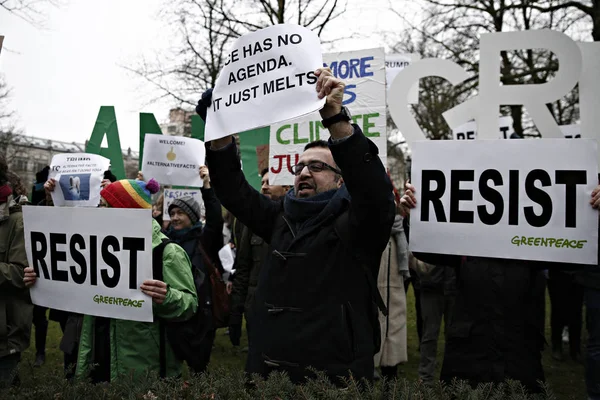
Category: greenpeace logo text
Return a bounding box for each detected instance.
[511,236,587,249]
[93,295,145,308]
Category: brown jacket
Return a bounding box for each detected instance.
[0,196,32,358]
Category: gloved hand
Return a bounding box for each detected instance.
[229,320,242,347]
[195,88,213,122]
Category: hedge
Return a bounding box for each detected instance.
[0,368,559,400]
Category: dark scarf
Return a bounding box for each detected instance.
[284,185,350,232]
[167,222,203,242]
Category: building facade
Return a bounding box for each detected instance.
[1,132,139,186]
[160,107,194,137]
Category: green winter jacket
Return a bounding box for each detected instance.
[0,196,32,359]
[76,219,198,381]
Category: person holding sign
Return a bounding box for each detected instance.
[164,165,224,374]
[0,157,31,389]
[400,181,553,393]
[200,67,395,384]
[229,169,290,348]
[24,178,198,383]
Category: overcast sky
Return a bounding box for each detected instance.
[0,0,409,151]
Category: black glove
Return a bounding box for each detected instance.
[229,320,242,347]
[195,88,213,122]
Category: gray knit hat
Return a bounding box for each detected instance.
[169,196,202,225]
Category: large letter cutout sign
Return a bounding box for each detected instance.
[479,30,582,140]
[387,59,470,145]
[389,30,600,167]
[86,106,126,179]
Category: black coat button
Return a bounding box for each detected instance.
[363,153,373,162]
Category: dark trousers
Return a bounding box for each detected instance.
[547,270,584,355]
[0,353,21,389]
[32,306,48,356]
[585,288,600,400]
[190,329,216,375]
[418,290,455,383]
[58,319,78,380]
[404,277,423,342]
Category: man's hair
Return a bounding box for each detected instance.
[304,140,329,151]
[260,168,269,177]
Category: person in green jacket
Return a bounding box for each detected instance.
[0,158,32,389]
[24,178,198,383]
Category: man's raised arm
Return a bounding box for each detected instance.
[317,69,395,259]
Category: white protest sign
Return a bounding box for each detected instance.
[205,24,325,142]
[162,188,205,222]
[560,124,581,139]
[48,153,110,207]
[218,244,235,273]
[23,207,154,322]
[409,139,598,265]
[453,116,515,140]
[385,53,420,103]
[454,119,580,140]
[141,135,205,187]
[268,48,387,185]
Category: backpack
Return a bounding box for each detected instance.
[334,212,388,355]
[196,239,231,328]
[152,239,211,376]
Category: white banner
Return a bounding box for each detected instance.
[385,53,420,103]
[141,135,205,187]
[453,118,581,140]
[269,48,387,185]
[48,153,110,207]
[453,116,515,140]
[409,139,598,265]
[205,24,325,142]
[560,124,581,139]
[162,188,205,222]
[218,244,235,273]
[23,207,154,322]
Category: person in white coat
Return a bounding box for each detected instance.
[374,210,409,380]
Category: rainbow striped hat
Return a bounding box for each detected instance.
[101,179,160,209]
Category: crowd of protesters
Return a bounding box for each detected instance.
[0,68,598,399]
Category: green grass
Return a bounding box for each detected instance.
[18,287,586,399]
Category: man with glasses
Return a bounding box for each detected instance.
[199,67,395,384]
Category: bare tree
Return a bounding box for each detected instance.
[0,75,22,164]
[0,0,63,27]
[527,0,599,41]
[390,0,590,139]
[129,0,348,107]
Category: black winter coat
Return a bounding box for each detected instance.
[412,250,547,393]
[206,126,395,384]
[230,225,269,324]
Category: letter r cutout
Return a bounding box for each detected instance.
[478,30,582,139]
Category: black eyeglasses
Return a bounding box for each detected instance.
[291,161,342,176]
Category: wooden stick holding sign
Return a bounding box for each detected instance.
[0,36,4,55]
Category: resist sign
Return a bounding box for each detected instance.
[205,24,325,141]
[23,207,154,322]
[409,139,598,265]
[162,188,205,222]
